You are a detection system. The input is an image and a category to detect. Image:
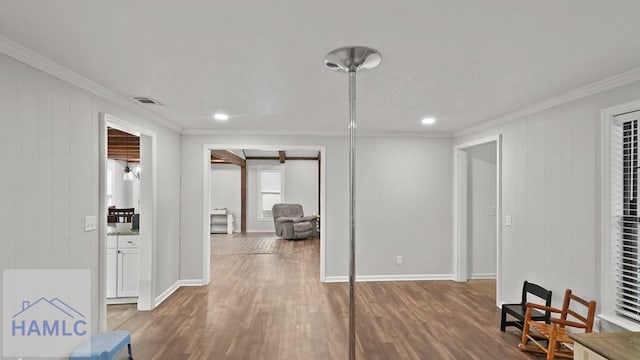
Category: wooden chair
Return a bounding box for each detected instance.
[501,280,552,331]
[108,207,135,223]
[519,289,596,360]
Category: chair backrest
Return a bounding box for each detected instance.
[559,289,597,332]
[108,207,135,223]
[521,281,553,307]
[272,204,304,220]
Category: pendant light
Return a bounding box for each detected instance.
[123,144,138,181]
[324,46,381,360]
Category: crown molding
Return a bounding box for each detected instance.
[0,34,182,133]
[455,66,640,138]
[182,128,453,138]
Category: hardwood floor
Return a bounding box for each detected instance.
[108,233,536,359]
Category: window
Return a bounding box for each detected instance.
[612,111,640,323]
[260,169,283,218]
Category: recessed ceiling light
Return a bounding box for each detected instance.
[421,117,436,125]
[213,113,229,121]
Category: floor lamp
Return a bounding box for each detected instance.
[324,46,381,360]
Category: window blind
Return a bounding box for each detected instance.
[615,111,640,323]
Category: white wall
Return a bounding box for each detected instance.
[454,77,640,309]
[357,136,453,277]
[210,163,241,231]
[0,51,182,349]
[466,142,497,279]
[285,160,320,216]
[245,159,319,232]
[180,134,452,280]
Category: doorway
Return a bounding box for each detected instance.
[202,144,327,283]
[99,113,157,331]
[454,135,502,306]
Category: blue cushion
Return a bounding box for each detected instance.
[69,331,131,360]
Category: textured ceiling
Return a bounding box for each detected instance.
[1,1,639,134]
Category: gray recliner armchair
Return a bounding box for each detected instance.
[272,204,318,240]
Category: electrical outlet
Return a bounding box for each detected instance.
[505,215,512,227]
[396,256,403,265]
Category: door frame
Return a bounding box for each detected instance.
[98,113,157,330]
[453,134,502,306]
[202,144,327,283]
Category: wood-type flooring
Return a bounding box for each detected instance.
[107,233,537,359]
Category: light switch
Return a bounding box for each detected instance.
[505,215,512,227]
[84,216,97,232]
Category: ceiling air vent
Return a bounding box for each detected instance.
[132,96,163,106]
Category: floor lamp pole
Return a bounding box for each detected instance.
[324,46,381,360]
[348,69,357,360]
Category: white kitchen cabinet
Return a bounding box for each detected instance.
[117,248,140,298]
[106,234,140,302]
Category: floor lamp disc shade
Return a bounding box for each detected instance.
[324,46,382,73]
[324,46,381,360]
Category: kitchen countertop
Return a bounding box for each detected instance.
[107,224,139,236]
[570,332,640,360]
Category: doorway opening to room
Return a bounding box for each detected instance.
[203,145,326,283]
[454,135,502,306]
[99,113,157,332]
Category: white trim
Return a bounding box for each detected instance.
[456,66,640,137]
[470,273,497,280]
[598,314,640,332]
[178,279,208,286]
[106,298,138,305]
[153,279,206,307]
[153,281,181,307]
[203,144,327,282]
[245,229,274,233]
[453,134,503,307]
[324,274,455,283]
[0,34,182,133]
[600,99,640,329]
[99,113,158,331]
[183,128,453,138]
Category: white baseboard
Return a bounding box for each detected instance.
[470,273,496,280]
[153,279,207,307]
[323,274,454,283]
[178,279,207,286]
[245,229,274,233]
[106,297,137,305]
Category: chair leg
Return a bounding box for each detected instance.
[500,308,506,331]
[128,343,133,359]
[520,320,529,349]
[546,326,557,360]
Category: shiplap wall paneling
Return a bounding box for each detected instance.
[454,78,640,308]
[15,61,40,269]
[0,52,17,271]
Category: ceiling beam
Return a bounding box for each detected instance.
[211,150,246,166]
[279,151,286,163]
[107,127,139,162]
